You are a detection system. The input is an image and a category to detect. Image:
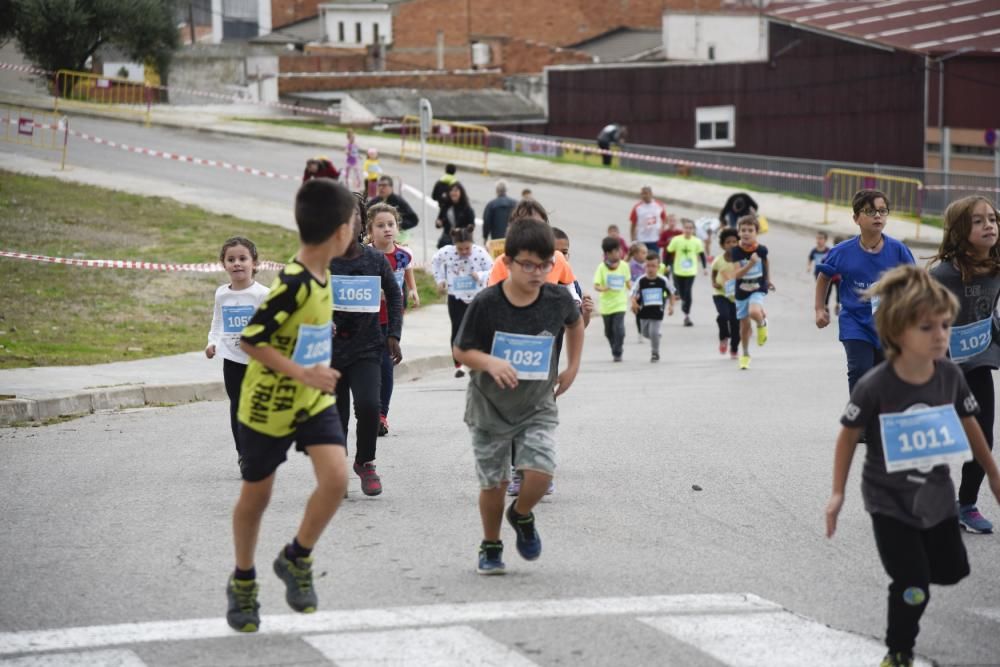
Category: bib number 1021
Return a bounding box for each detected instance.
[897,426,956,453]
[501,349,544,366]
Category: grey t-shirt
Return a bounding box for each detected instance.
[929,261,1000,371]
[454,282,580,434]
[840,359,979,529]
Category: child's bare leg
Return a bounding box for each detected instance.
[233,475,276,570]
[514,470,552,516]
[295,445,348,548]
[480,485,508,541]
[740,318,752,355]
[749,304,765,326]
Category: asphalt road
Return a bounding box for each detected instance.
[1,116,999,666]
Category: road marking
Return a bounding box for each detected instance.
[304,626,538,667]
[0,594,778,655]
[0,649,146,666]
[640,611,933,667]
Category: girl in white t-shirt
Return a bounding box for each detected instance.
[205,237,270,455]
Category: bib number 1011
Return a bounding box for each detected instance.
[897,426,956,453]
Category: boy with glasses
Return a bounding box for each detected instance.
[453,217,584,574]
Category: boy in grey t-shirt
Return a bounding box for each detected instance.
[454,217,584,575]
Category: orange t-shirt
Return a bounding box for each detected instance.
[487,250,576,286]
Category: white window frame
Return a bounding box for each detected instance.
[695,105,735,149]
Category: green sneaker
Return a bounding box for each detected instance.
[273,549,318,613]
[226,577,260,633]
[880,651,913,667]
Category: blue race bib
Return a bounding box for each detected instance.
[332,275,381,313]
[450,274,478,292]
[607,274,626,290]
[680,257,694,270]
[393,269,405,294]
[724,279,736,298]
[878,404,971,473]
[223,305,255,334]
[949,317,992,362]
[291,322,332,367]
[490,331,554,381]
[641,287,664,307]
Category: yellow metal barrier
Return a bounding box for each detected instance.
[400,116,490,174]
[1,105,69,170]
[54,69,153,127]
[824,168,925,238]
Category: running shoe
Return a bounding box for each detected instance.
[651,352,660,362]
[353,461,383,496]
[226,577,260,632]
[477,540,506,575]
[958,504,993,534]
[683,316,693,327]
[507,468,521,496]
[880,651,914,667]
[613,355,622,362]
[455,365,466,378]
[545,479,555,495]
[506,501,542,560]
[378,414,389,437]
[718,341,727,355]
[739,355,751,370]
[273,549,317,613]
[730,351,739,360]
[757,320,768,346]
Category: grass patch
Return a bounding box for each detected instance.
[9,414,86,428]
[232,117,385,139]
[0,171,439,369]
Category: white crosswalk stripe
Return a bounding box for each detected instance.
[304,626,539,667]
[0,649,147,666]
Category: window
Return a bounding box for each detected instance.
[695,105,735,149]
[337,21,344,42]
[707,45,716,61]
[356,22,362,43]
[373,22,380,43]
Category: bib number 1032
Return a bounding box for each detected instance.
[490,331,554,381]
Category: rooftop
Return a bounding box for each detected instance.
[568,28,665,62]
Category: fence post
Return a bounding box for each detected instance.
[144,84,152,127]
[60,117,68,171]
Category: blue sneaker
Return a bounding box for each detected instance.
[958,504,993,534]
[476,541,506,575]
[506,501,541,560]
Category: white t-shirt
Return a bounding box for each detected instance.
[629,199,667,243]
[694,216,720,243]
[431,245,494,303]
[207,281,271,364]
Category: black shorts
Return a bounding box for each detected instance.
[237,405,345,482]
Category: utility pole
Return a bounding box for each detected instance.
[188,2,197,45]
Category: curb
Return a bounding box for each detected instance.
[0,356,455,426]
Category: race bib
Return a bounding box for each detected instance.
[222,305,255,333]
[393,269,405,293]
[680,257,694,271]
[291,322,332,367]
[450,274,478,292]
[490,331,554,381]
[332,275,381,313]
[641,287,664,307]
[878,405,971,473]
[949,317,992,362]
[724,279,736,298]
[739,280,759,293]
[607,274,626,291]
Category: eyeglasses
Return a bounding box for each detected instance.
[860,207,890,218]
[511,258,555,274]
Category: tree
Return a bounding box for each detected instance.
[0,1,15,45]
[11,0,179,80]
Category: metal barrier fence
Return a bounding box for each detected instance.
[824,169,924,235]
[53,69,154,127]
[489,132,1000,218]
[1,105,68,169]
[400,116,490,174]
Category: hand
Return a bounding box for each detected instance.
[470,272,479,282]
[825,492,845,538]
[387,337,402,365]
[712,282,722,291]
[554,365,578,398]
[631,302,640,314]
[408,289,421,308]
[435,219,443,228]
[749,253,760,265]
[581,295,595,318]
[768,283,776,292]
[301,365,340,394]
[594,285,607,293]
[205,344,216,359]
[816,307,830,329]
[437,281,447,295]
[486,357,518,390]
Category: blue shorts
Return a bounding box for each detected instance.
[237,404,345,482]
[735,292,765,320]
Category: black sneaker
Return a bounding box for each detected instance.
[651,353,660,362]
[506,501,542,560]
[477,540,506,575]
[273,549,318,613]
[226,577,260,632]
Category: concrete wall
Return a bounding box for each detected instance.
[319,5,393,46]
[170,47,280,104]
[663,14,767,62]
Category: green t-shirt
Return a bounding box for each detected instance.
[667,235,704,277]
[593,261,631,315]
[710,254,737,299]
[238,261,336,437]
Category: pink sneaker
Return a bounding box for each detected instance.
[353,461,383,496]
[718,341,727,355]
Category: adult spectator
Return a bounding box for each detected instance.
[435,182,475,248]
[367,175,418,231]
[628,185,668,253]
[720,192,758,229]
[431,163,458,215]
[596,124,627,167]
[482,180,516,244]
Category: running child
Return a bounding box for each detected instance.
[367,202,419,437]
[453,216,584,574]
[929,196,1000,534]
[729,216,772,370]
[631,252,673,362]
[206,237,270,458]
[665,218,707,327]
[343,129,362,190]
[815,190,914,393]
[362,148,382,198]
[710,227,740,359]
[226,179,356,633]
[607,224,630,256]
[594,236,632,361]
[628,241,648,338]
[825,264,1000,667]
[432,227,494,378]
[657,214,682,264]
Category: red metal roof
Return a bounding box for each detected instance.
[769,0,1000,55]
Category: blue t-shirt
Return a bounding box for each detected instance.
[816,235,914,347]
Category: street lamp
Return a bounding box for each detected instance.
[932,46,973,174]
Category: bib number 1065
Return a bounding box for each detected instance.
[337,287,373,301]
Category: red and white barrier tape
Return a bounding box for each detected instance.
[0,250,285,272]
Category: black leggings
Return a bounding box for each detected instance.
[712,295,740,353]
[334,359,381,464]
[379,324,394,417]
[958,365,996,505]
[448,295,470,365]
[222,359,247,452]
[674,275,694,315]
